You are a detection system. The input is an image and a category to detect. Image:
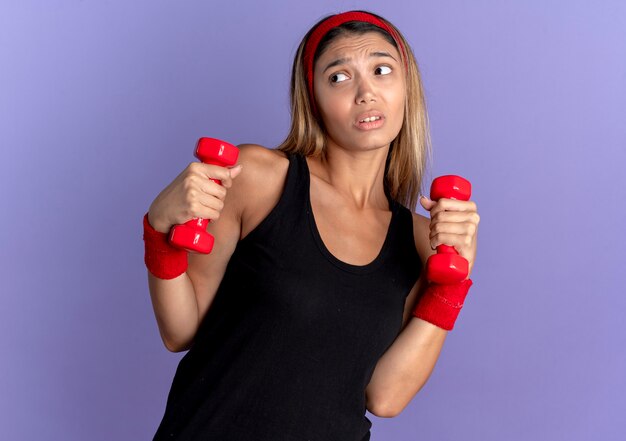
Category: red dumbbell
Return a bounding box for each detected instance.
[168,137,239,254]
[425,175,472,284]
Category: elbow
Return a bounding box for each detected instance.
[369,385,427,418]
[376,397,412,418]
[164,342,184,353]
[163,336,193,353]
[371,409,397,419]
[368,401,400,418]
[367,394,401,418]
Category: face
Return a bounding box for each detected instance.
[313,31,406,154]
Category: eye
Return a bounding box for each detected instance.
[375,65,392,75]
[329,72,349,83]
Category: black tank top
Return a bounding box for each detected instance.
[153,151,422,441]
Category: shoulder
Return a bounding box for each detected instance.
[232,143,291,234]
[233,143,289,190]
[235,143,288,170]
[409,210,436,265]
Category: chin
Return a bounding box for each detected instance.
[356,131,396,147]
[350,138,393,152]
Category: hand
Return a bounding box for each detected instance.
[419,195,480,277]
[148,162,243,233]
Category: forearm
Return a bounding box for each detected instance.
[147,271,199,352]
[367,317,447,417]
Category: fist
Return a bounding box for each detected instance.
[419,195,480,277]
[147,162,243,233]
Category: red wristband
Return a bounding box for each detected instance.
[412,278,473,331]
[142,212,188,280]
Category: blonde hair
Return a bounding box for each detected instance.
[276,12,432,211]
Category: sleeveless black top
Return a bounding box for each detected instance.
[153,152,422,441]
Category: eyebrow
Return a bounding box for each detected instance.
[322,51,398,73]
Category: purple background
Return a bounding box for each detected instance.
[1,1,624,440]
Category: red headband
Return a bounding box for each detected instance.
[303,11,408,117]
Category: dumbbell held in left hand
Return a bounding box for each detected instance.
[425,175,472,284]
[168,137,239,254]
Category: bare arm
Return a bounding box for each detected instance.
[147,266,199,353]
[146,200,240,352]
[366,200,479,417]
[146,144,266,352]
[365,274,448,417]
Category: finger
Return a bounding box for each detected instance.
[193,162,235,186]
[429,198,478,219]
[195,191,226,221]
[220,164,243,189]
[429,231,471,251]
[204,179,228,200]
[189,175,227,200]
[430,221,476,238]
[419,195,436,211]
[229,164,243,180]
[431,210,480,224]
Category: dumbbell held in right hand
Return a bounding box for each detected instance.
[168,137,239,254]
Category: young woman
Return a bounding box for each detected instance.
[143,10,479,441]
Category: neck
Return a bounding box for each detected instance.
[314,142,390,211]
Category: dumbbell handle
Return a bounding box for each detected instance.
[168,137,239,254]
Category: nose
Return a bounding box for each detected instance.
[354,75,377,104]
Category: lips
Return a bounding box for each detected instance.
[355,110,384,124]
[354,110,385,130]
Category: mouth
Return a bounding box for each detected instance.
[356,115,384,130]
